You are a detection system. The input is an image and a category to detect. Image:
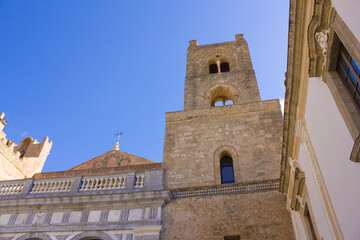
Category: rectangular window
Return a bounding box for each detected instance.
[304,204,317,240]
[224,235,240,240]
[336,44,360,108]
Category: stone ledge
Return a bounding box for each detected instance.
[171,179,279,199]
[166,99,281,122]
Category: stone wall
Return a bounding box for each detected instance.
[161,191,294,240]
[184,35,261,110]
[163,100,283,189]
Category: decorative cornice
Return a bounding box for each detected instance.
[172,180,279,199]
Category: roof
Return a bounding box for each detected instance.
[33,149,161,179]
[69,149,156,170]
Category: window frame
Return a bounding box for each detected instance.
[220,156,235,184]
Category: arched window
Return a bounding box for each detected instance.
[209,63,218,74]
[209,85,235,107]
[215,101,224,106]
[220,156,234,184]
[225,100,233,105]
[220,62,230,72]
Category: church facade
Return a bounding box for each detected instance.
[0,35,294,239]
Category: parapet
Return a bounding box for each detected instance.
[0,112,52,180]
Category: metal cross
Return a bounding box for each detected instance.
[115,131,123,142]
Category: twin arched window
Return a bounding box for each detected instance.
[209,62,230,74]
[220,156,234,184]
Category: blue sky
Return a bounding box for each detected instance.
[0,0,289,172]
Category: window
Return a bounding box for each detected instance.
[220,62,230,72]
[209,85,235,107]
[336,44,360,108]
[224,235,240,240]
[304,204,317,240]
[220,156,234,184]
[209,63,218,74]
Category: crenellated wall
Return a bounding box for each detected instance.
[0,112,52,180]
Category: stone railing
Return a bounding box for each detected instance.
[80,176,127,191]
[30,179,73,193]
[134,174,145,188]
[0,182,25,195]
[0,169,164,199]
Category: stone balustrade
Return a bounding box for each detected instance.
[0,182,24,195]
[80,175,127,191]
[31,179,73,193]
[0,169,164,199]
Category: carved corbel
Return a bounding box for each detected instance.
[308,0,332,78]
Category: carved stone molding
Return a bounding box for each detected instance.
[308,0,332,77]
[92,153,130,168]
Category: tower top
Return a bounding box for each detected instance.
[184,34,260,110]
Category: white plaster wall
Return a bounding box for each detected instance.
[291,210,307,240]
[332,0,360,41]
[305,77,360,240]
[298,143,334,240]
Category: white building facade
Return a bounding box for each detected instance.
[280,0,360,240]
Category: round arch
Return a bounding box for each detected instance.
[201,50,237,75]
[71,231,112,240]
[213,145,241,185]
[206,83,240,107]
[16,233,52,240]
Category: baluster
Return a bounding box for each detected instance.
[93,178,97,190]
[135,176,139,188]
[110,177,115,189]
[88,178,93,190]
[122,177,126,188]
[63,181,68,192]
[115,177,120,188]
[50,181,55,192]
[67,181,72,190]
[140,176,144,187]
[85,179,90,190]
[55,181,60,192]
[104,178,109,189]
[80,179,86,190]
[8,184,13,194]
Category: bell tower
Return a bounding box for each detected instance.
[163,34,283,189]
[161,35,293,239]
[184,34,261,110]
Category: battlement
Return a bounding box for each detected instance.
[0,112,52,180]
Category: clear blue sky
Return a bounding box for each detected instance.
[0,0,289,172]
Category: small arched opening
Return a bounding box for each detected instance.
[220,155,234,184]
[209,63,218,74]
[210,85,235,107]
[220,62,230,72]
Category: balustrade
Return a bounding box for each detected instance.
[0,183,24,195]
[134,175,145,188]
[30,179,73,193]
[80,176,127,191]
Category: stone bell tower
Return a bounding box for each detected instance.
[184,34,261,110]
[161,35,294,239]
